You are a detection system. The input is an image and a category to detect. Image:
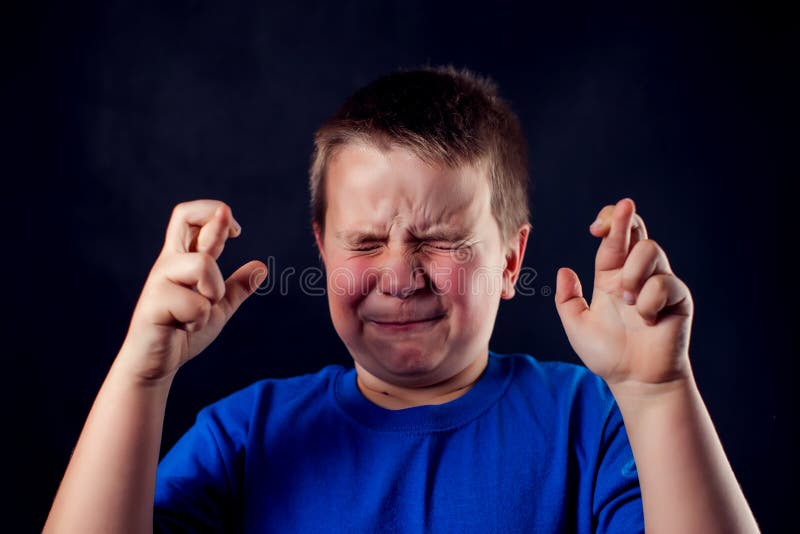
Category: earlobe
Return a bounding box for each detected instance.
[501,281,516,300]
[501,223,531,300]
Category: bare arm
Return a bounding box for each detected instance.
[44,354,174,533]
[555,198,758,532]
[44,200,267,533]
[611,374,759,533]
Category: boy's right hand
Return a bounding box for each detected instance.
[116,200,268,382]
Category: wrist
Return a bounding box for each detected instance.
[607,367,698,413]
[112,344,179,391]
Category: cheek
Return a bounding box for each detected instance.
[325,256,373,320]
[428,253,505,301]
[427,256,501,332]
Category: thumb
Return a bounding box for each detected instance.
[219,260,268,320]
[554,267,589,329]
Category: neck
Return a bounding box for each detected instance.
[354,352,489,410]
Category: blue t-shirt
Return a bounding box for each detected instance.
[154,351,643,533]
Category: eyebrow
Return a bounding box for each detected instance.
[334,226,388,243]
[408,222,470,241]
[334,225,467,244]
[412,228,467,241]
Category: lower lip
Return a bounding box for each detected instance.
[369,316,445,331]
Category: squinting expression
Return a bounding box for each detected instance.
[314,143,521,388]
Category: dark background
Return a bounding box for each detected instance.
[5,1,795,531]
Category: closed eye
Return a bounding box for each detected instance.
[425,241,470,251]
[349,244,382,252]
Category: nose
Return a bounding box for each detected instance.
[376,249,427,298]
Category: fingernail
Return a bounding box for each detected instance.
[233,219,242,234]
[590,218,603,229]
[622,291,635,305]
[253,269,268,287]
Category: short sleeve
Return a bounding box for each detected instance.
[154,403,246,533]
[593,402,644,533]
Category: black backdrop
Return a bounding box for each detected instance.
[5,1,795,531]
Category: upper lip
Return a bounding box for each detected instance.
[367,313,446,325]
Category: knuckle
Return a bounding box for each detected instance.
[621,271,641,290]
[193,251,217,273]
[143,278,167,301]
[631,240,661,263]
[645,238,662,252]
[147,263,172,287]
[216,200,231,215]
[197,294,212,315]
[635,239,660,256]
[676,276,689,293]
[185,294,211,324]
[205,282,225,304]
[172,201,188,219]
[648,274,669,293]
[186,307,209,332]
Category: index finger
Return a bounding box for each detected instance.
[164,200,241,254]
[594,198,636,272]
[590,204,648,247]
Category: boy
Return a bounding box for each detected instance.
[45,67,759,532]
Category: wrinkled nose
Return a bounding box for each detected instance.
[376,251,427,298]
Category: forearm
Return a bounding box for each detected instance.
[610,369,759,534]
[44,349,174,534]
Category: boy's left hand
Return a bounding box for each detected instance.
[554,198,694,389]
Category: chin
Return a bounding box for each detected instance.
[367,341,446,379]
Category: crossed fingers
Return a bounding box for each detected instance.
[589,198,689,324]
[164,200,242,259]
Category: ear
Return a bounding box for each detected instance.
[501,223,531,300]
[313,222,327,267]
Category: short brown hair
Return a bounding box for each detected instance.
[309,65,530,243]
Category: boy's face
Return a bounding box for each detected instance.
[314,143,528,388]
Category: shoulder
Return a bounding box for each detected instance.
[491,351,618,425]
[493,351,611,397]
[195,364,348,429]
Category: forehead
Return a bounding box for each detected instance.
[324,143,490,234]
